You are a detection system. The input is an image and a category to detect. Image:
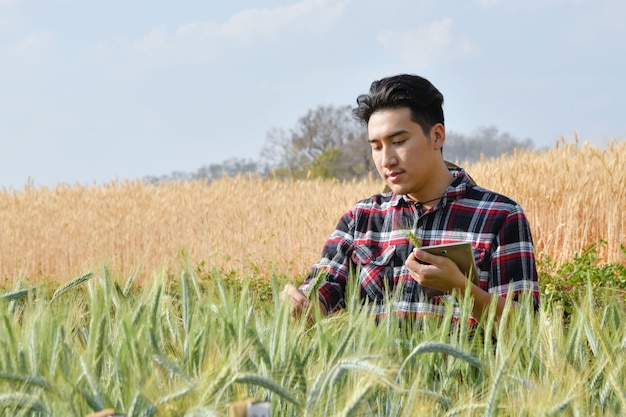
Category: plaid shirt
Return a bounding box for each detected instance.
[300,168,539,319]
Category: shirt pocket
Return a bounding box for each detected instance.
[351,245,396,301]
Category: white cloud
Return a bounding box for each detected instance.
[215,0,350,41]
[477,0,502,6]
[84,41,113,65]
[376,18,472,70]
[15,32,53,54]
[477,0,593,9]
[130,0,350,66]
[9,32,55,73]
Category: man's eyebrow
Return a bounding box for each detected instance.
[368,129,409,142]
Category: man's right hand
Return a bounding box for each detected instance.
[279,284,310,317]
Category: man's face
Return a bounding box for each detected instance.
[368,107,444,200]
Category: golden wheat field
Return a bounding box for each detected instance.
[1,138,624,284]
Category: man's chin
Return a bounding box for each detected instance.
[386,183,407,195]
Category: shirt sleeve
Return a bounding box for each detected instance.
[489,204,540,309]
[299,209,356,313]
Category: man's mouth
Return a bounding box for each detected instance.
[386,171,403,181]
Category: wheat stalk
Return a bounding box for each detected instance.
[0,372,52,390]
[232,372,302,406]
[50,272,94,302]
[0,392,50,415]
[2,140,625,280]
[1,287,35,302]
[398,341,484,379]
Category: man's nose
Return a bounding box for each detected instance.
[381,146,398,167]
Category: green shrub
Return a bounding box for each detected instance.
[538,240,626,317]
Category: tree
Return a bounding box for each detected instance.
[260,105,374,179]
[144,157,264,184]
[145,110,534,184]
[444,126,534,163]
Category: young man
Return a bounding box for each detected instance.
[280,74,539,323]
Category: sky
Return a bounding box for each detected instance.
[1,0,625,189]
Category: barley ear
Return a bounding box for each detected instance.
[50,272,94,303]
[1,287,35,302]
[407,230,422,248]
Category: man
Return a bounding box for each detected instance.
[280,74,539,323]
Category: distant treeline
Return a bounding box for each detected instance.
[145,105,534,184]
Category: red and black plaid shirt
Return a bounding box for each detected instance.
[300,168,539,320]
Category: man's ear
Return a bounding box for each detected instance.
[431,123,446,150]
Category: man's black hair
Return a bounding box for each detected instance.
[353,74,445,135]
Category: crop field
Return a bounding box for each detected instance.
[1,138,624,284]
[1,138,626,416]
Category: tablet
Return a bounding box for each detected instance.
[419,242,479,285]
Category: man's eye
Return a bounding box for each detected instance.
[393,140,406,146]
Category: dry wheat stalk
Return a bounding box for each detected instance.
[1,139,624,283]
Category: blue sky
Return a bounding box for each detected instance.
[1,0,625,189]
